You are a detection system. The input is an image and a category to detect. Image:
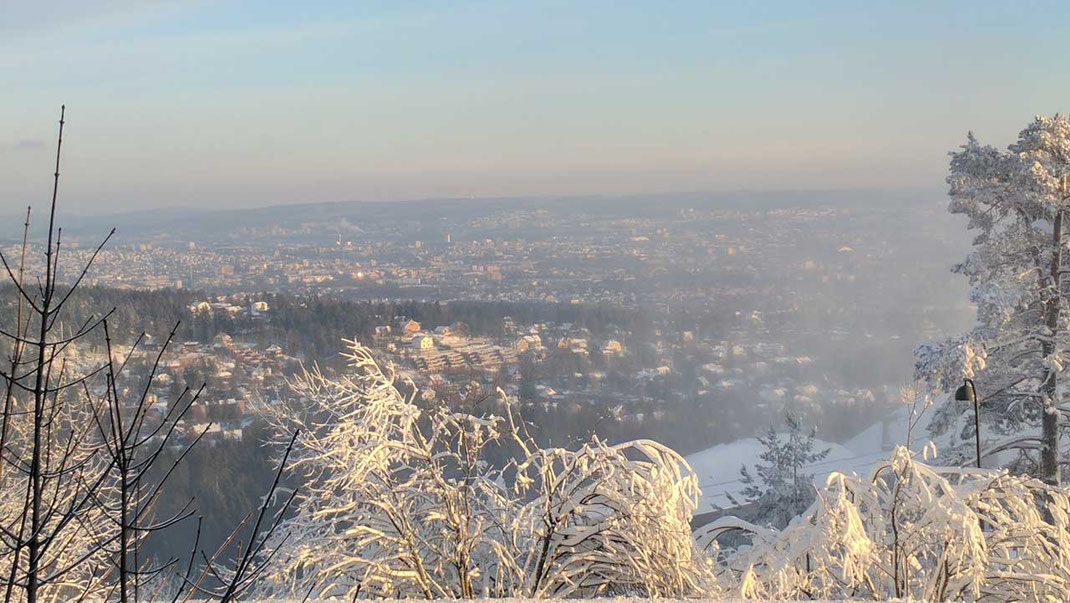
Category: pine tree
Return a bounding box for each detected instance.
[916,115,1070,484]
[733,412,830,529]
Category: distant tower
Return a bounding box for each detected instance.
[446,233,452,244]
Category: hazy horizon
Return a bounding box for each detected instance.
[0,185,947,222]
[4,1,1069,213]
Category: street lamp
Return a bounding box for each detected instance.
[955,379,982,468]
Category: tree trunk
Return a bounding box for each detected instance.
[27,106,65,603]
[1041,207,1064,486]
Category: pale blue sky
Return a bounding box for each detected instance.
[2,1,1068,213]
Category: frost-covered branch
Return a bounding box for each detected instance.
[710,445,1070,601]
[261,340,715,599]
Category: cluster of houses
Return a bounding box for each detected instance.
[114,301,304,446]
[380,320,520,373]
[188,298,271,318]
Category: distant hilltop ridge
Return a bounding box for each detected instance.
[1,187,939,244]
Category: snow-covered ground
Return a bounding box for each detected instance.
[686,401,940,515]
[686,435,859,514]
[686,391,1046,519]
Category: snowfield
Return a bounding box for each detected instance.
[686,432,860,514]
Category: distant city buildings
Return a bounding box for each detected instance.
[5,199,973,450]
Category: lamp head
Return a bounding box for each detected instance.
[955,382,976,403]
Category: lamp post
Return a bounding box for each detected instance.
[955,379,982,468]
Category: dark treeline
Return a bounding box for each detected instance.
[0,284,652,363]
[264,294,654,364]
[0,285,885,453]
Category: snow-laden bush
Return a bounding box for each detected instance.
[263,340,714,599]
[262,340,1070,601]
[703,445,1070,601]
[513,437,711,598]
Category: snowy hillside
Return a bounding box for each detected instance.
[687,400,944,516]
[686,436,856,514]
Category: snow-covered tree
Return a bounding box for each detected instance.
[262,339,714,599]
[916,114,1070,484]
[730,413,830,529]
[703,445,1070,601]
[512,436,713,598]
[263,347,520,599]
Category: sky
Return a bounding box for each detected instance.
[2,1,1069,214]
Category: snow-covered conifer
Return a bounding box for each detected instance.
[916,115,1070,483]
[730,413,830,529]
